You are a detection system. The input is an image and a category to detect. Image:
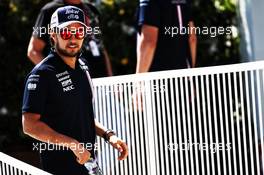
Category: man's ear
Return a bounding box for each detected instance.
[50,32,56,41]
[49,32,57,47]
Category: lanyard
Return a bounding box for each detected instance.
[78,59,95,102]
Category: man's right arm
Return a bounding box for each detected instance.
[27,36,46,65]
[22,112,90,164]
[136,25,159,73]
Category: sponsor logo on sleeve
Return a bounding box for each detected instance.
[27,83,37,90]
[28,74,40,83]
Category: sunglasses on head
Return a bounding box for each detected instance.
[59,28,86,40]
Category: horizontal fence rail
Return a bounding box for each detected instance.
[93,61,264,175]
[0,152,51,175]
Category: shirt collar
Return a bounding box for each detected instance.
[49,49,80,70]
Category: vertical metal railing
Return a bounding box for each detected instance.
[93,61,264,175]
[2,61,264,175]
[0,152,51,175]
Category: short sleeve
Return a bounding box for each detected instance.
[22,70,48,114]
[137,0,161,28]
[32,9,49,42]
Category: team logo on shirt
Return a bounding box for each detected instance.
[26,74,40,90]
[28,74,40,82]
[27,83,37,90]
[56,71,75,92]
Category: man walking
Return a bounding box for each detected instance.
[22,6,128,175]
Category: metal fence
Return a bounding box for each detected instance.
[1,61,264,175]
[93,61,264,175]
[0,152,51,175]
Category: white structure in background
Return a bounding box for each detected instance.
[238,0,264,61]
[0,152,51,175]
[238,0,264,141]
[1,61,264,174]
[93,61,264,175]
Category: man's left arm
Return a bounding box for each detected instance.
[95,120,128,160]
[188,21,197,68]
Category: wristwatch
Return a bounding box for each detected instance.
[103,129,115,143]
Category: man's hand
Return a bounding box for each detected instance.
[109,135,128,160]
[71,142,91,164]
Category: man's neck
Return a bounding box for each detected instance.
[57,52,77,69]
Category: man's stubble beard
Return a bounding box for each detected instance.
[55,41,81,57]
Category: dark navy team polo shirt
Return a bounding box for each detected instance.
[137,0,193,71]
[22,51,96,175]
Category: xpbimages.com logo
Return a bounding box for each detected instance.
[168,141,232,153]
[164,25,234,38]
[32,141,98,153]
[32,25,101,37]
